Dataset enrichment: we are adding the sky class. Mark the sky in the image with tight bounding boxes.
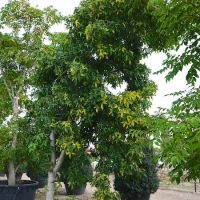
[0,0,188,114]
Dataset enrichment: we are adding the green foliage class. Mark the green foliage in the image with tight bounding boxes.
[149,0,200,85]
[0,119,30,172]
[60,152,93,188]
[152,87,200,182]
[26,161,48,181]
[0,0,62,37]
[147,0,200,184]
[0,0,62,184]
[114,148,159,200]
[26,142,49,180]
[0,0,159,196]
[28,1,159,198]
[92,173,120,200]
[67,0,159,90]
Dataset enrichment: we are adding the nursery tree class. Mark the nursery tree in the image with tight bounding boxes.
[148,0,200,182]
[114,148,159,200]
[152,88,200,182]
[31,32,156,200]
[29,0,158,199]
[0,0,61,186]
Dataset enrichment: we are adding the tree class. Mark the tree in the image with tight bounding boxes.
[147,0,200,182]
[28,31,156,199]
[0,0,61,186]
[114,148,159,200]
[0,0,158,198]
[152,87,200,182]
[28,1,158,199]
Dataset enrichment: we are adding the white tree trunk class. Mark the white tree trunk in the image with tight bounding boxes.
[46,131,66,200]
[7,96,19,186]
[46,130,56,200]
[8,161,16,186]
[46,171,56,200]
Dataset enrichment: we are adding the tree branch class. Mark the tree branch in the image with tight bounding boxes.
[50,130,56,165]
[15,162,21,174]
[16,85,23,96]
[53,150,65,173]
[10,85,15,99]
[3,79,13,100]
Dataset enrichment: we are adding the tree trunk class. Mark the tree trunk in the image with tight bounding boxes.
[46,171,56,200]
[3,80,21,186]
[46,131,66,200]
[46,130,56,200]
[13,96,19,118]
[8,161,16,186]
[7,96,19,186]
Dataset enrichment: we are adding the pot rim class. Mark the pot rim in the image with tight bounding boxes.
[0,180,38,188]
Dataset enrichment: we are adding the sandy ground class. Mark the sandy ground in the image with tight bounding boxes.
[1,174,200,200]
[35,182,200,200]
[35,187,200,200]
[150,189,200,200]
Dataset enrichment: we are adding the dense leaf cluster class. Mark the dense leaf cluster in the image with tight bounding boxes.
[152,87,200,182]
[114,148,159,200]
[150,0,200,85]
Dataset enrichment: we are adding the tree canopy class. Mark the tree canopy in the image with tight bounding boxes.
[0,0,61,185]
[66,0,161,90]
[31,32,156,199]
[148,0,200,183]
[149,0,200,85]
[27,0,159,198]
[152,87,200,182]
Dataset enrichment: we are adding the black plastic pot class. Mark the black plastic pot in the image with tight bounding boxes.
[0,172,5,177]
[64,181,86,195]
[0,180,38,200]
[29,176,47,188]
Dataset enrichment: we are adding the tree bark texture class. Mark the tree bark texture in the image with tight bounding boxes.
[46,131,65,200]
[8,161,16,186]
[8,96,19,186]
[46,171,56,200]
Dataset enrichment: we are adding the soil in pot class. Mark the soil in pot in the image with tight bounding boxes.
[0,180,38,200]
